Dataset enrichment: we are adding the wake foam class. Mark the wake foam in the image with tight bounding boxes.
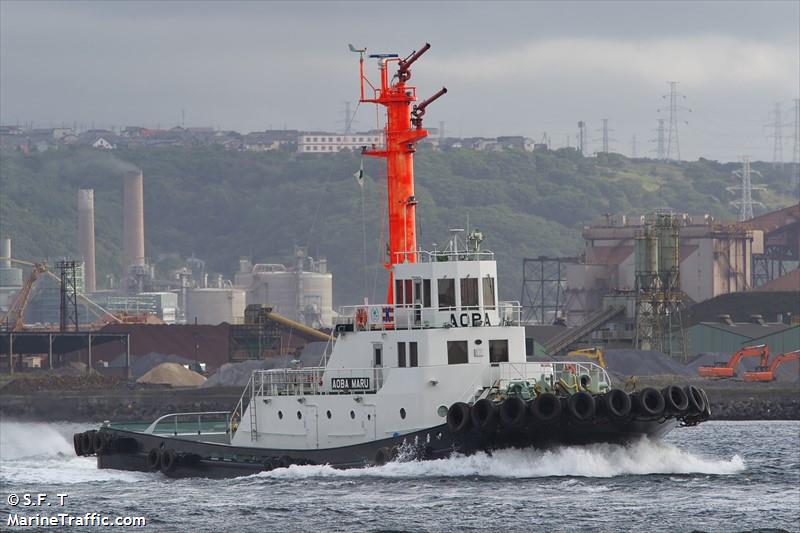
[1,420,151,484]
[255,438,745,480]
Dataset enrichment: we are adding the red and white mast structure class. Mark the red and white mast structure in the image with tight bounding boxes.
[354,43,447,303]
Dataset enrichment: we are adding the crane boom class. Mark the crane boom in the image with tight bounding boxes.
[1,263,47,331]
[698,344,769,378]
[743,350,800,382]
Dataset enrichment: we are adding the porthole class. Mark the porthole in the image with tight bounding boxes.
[475,339,483,345]
[367,414,371,420]
[437,405,448,417]
[278,410,283,420]
[400,408,406,419]
[297,411,302,420]
[326,410,332,419]
[350,410,355,419]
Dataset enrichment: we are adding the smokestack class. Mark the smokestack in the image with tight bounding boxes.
[78,189,96,292]
[122,169,145,270]
[1,238,10,269]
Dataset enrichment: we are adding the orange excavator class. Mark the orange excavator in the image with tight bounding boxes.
[743,350,800,382]
[698,344,769,378]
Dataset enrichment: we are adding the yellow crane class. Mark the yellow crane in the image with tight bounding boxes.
[566,347,608,369]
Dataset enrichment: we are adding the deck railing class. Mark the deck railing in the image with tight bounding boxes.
[143,411,231,437]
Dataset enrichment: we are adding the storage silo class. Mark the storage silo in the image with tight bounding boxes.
[185,287,246,325]
[0,238,23,312]
[656,213,680,290]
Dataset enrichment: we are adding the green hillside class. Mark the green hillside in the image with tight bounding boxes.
[0,145,796,304]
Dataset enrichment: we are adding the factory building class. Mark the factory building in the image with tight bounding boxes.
[687,316,799,355]
[234,247,333,328]
[297,131,383,153]
[563,214,760,326]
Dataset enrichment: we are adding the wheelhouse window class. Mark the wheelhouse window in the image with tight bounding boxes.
[483,277,496,309]
[489,339,509,363]
[447,340,468,365]
[394,279,414,306]
[423,279,431,307]
[461,278,479,309]
[438,278,455,309]
[397,342,407,367]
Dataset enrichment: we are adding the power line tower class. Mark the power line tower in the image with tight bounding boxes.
[790,98,799,166]
[597,118,614,153]
[57,260,79,332]
[658,81,690,161]
[728,156,765,221]
[339,101,358,134]
[767,102,783,168]
[650,118,666,160]
[631,134,637,158]
[577,121,587,156]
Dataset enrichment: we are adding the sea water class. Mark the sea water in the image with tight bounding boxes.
[1,419,797,532]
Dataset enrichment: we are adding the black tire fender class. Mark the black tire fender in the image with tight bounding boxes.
[374,446,392,466]
[635,387,666,418]
[567,391,596,421]
[160,449,177,473]
[92,431,108,455]
[80,431,95,456]
[602,389,632,420]
[685,385,707,415]
[146,448,162,471]
[470,398,498,431]
[530,392,562,424]
[446,402,472,433]
[662,385,689,414]
[499,397,527,428]
[73,433,83,456]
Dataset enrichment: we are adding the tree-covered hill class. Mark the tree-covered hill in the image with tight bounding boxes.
[0,145,796,304]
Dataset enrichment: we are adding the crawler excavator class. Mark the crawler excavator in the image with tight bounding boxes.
[566,347,608,369]
[698,344,769,378]
[743,350,800,382]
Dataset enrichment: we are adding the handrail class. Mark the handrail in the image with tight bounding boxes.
[392,249,495,263]
[144,411,231,436]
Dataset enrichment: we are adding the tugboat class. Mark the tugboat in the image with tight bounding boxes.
[73,43,710,478]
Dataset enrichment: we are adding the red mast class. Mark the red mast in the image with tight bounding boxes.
[355,43,447,303]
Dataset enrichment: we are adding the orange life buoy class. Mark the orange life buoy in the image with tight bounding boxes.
[355,307,368,329]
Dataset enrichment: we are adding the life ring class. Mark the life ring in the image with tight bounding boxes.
[146,448,162,471]
[355,307,368,329]
[160,449,178,473]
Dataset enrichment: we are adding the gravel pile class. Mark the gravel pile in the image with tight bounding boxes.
[136,362,206,387]
[201,359,282,388]
[108,352,194,379]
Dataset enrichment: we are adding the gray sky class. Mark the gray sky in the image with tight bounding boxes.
[2,0,798,161]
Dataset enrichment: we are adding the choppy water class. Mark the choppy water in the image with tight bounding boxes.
[1,419,798,532]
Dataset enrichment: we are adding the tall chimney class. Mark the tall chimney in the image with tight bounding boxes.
[1,238,10,268]
[77,189,96,292]
[122,169,145,270]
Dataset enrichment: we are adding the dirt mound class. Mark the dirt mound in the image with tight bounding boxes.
[202,359,281,388]
[108,352,194,379]
[136,362,206,387]
[602,349,692,376]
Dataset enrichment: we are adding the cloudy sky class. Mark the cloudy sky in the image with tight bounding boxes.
[1,1,798,161]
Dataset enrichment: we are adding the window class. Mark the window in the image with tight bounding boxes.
[447,340,468,365]
[398,342,406,367]
[438,278,455,308]
[409,342,418,367]
[373,345,382,366]
[461,278,479,308]
[490,339,509,363]
[423,279,431,307]
[395,279,404,305]
[483,277,496,309]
